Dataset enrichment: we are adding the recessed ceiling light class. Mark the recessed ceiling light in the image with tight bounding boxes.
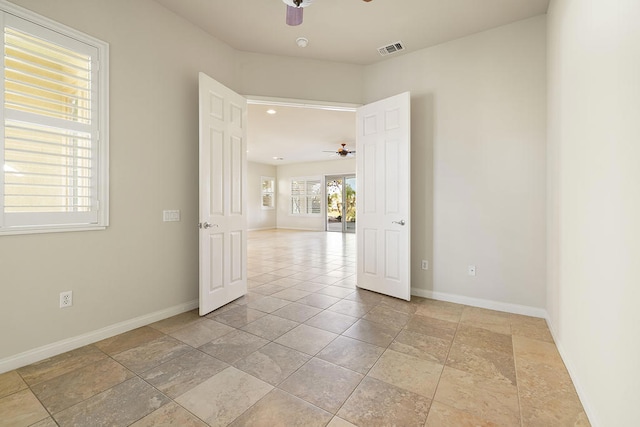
[296,37,308,48]
[266,109,277,115]
[272,157,284,160]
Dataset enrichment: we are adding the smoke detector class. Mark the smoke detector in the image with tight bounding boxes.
[296,37,309,48]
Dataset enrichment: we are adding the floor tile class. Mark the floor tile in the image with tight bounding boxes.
[275,324,337,355]
[252,283,288,296]
[199,329,269,364]
[241,314,299,340]
[517,356,588,426]
[446,341,516,386]
[414,299,464,323]
[343,289,384,305]
[175,367,272,427]
[433,366,520,426]
[315,285,354,298]
[94,326,165,355]
[0,388,49,427]
[52,377,170,427]
[343,319,400,347]
[425,400,498,426]
[512,335,564,367]
[309,275,342,286]
[337,376,431,427]
[327,416,358,427]
[112,335,192,374]
[17,345,107,386]
[305,310,358,334]
[140,349,228,398]
[363,305,412,329]
[405,314,458,341]
[453,324,513,354]
[460,306,512,335]
[228,389,332,427]
[317,336,384,374]
[389,329,451,364]
[327,299,373,317]
[246,295,292,313]
[169,319,234,347]
[292,282,328,293]
[271,302,322,322]
[279,358,363,413]
[368,349,443,398]
[31,357,133,414]
[29,418,58,427]
[511,314,555,343]
[130,401,208,426]
[378,297,418,315]
[296,293,341,309]
[211,305,266,328]
[234,342,310,386]
[0,371,27,399]
[149,310,201,334]
[270,288,311,302]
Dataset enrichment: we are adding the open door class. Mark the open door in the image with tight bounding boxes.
[356,92,411,300]
[198,73,248,315]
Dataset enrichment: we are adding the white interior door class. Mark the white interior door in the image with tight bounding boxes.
[356,92,411,300]
[198,72,247,315]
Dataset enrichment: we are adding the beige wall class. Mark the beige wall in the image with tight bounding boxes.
[547,1,640,425]
[0,0,365,363]
[247,162,277,230]
[276,159,356,231]
[364,16,547,312]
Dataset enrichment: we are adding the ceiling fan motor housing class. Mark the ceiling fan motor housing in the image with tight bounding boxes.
[282,0,314,8]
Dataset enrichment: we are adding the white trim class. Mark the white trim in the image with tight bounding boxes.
[410,288,547,318]
[0,299,198,374]
[248,227,277,231]
[545,317,599,427]
[246,95,360,112]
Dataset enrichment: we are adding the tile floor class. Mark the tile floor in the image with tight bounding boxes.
[0,230,590,426]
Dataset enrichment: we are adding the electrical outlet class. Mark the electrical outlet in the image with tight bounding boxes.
[60,291,73,308]
[468,265,476,276]
[421,260,429,270]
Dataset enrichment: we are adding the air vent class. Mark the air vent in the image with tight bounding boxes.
[377,41,405,56]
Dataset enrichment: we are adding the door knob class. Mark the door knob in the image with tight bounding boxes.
[199,222,218,229]
[392,219,406,226]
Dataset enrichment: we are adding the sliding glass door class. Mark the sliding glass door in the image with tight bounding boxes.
[326,175,356,233]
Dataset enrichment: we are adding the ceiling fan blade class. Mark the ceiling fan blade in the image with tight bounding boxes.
[286,5,303,26]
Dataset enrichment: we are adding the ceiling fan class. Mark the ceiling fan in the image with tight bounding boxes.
[324,143,356,157]
[283,0,372,26]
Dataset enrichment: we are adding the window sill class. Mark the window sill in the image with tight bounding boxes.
[0,225,107,236]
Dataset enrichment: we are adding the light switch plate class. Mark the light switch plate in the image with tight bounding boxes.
[163,210,181,222]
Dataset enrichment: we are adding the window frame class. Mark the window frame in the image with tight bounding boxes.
[261,176,275,210]
[290,176,322,217]
[0,0,109,235]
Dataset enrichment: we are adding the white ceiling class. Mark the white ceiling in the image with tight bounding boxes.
[154,0,549,166]
[155,0,549,65]
[247,103,356,165]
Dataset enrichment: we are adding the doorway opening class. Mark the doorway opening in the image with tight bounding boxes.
[326,175,356,233]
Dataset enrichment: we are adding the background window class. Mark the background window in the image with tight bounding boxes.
[261,176,275,209]
[290,177,321,215]
[1,4,109,234]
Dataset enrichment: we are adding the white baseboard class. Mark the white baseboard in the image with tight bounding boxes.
[411,288,547,318]
[0,299,198,374]
[248,227,277,231]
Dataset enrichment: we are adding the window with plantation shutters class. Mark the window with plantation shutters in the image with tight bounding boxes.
[290,177,321,216]
[1,2,109,234]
